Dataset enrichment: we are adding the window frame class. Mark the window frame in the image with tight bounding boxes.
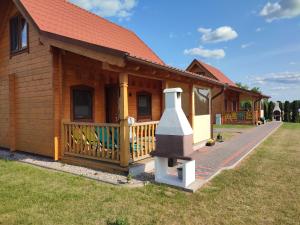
[136,91,152,121]
[194,87,210,116]
[9,14,29,57]
[70,85,95,122]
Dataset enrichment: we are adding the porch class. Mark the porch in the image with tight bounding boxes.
[218,90,263,125]
[222,111,259,125]
[54,50,215,170]
[61,120,159,167]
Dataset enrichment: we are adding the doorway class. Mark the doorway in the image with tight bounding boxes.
[105,85,119,123]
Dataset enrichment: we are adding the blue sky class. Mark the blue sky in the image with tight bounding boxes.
[70,0,300,101]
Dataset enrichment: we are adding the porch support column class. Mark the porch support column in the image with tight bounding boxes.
[9,74,16,152]
[162,80,169,111]
[252,98,256,125]
[53,48,63,161]
[119,72,130,167]
[188,84,195,130]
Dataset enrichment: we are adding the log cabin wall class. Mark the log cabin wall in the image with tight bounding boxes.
[0,4,54,156]
[128,75,162,122]
[62,52,115,123]
[225,90,239,112]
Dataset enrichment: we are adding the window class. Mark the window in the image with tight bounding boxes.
[10,15,28,55]
[137,92,151,120]
[71,86,94,121]
[194,87,210,115]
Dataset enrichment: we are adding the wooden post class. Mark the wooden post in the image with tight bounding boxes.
[53,48,63,161]
[252,98,256,125]
[162,80,168,111]
[188,84,195,130]
[9,74,16,152]
[209,89,213,139]
[119,73,129,167]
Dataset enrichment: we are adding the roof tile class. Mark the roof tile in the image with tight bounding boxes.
[20,0,164,65]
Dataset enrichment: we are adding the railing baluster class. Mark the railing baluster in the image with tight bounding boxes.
[136,125,140,157]
[112,127,115,160]
[101,126,105,158]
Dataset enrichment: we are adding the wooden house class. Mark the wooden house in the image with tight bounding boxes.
[0,0,228,171]
[187,59,269,125]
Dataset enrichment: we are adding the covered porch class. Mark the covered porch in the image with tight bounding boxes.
[53,49,219,170]
[221,88,264,125]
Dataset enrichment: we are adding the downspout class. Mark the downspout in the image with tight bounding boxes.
[210,84,228,138]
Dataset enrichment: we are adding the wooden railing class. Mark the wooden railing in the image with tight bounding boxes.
[129,121,159,162]
[222,111,259,124]
[62,121,120,163]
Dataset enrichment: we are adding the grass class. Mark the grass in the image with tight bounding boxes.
[1,123,300,225]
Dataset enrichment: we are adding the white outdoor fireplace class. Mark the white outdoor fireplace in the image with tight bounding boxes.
[151,88,196,188]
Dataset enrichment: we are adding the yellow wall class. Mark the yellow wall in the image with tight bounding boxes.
[193,115,211,144]
[167,81,190,117]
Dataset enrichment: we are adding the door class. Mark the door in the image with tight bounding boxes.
[105,85,119,123]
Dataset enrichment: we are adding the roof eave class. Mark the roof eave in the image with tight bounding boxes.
[126,55,224,87]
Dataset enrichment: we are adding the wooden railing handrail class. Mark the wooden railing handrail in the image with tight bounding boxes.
[130,121,159,126]
[62,120,120,127]
[62,121,121,164]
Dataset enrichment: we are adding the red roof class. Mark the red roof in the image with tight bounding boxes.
[194,60,237,87]
[19,0,164,65]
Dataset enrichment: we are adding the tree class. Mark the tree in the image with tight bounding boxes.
[236,82,249,90]
[251,87,261,94]
[268,101,275,120]
[291,100,300,123]
[278,101,284,121]
[240,100,252,111]
[283,101,291,122]
[263,100,269,120]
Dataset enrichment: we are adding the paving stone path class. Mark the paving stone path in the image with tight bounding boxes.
[191,121,282,181]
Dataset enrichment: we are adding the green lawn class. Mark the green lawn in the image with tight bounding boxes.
[1,123,300,225]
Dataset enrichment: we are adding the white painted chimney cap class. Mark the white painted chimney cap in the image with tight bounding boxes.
[163,88,182,93]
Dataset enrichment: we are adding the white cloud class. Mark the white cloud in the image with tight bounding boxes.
[241,42,254,49]
[248,71,300,100]
[260,0,300,22]
[197,26,238,43]
[183,46,225,59]
[256,27,263,32]
[289,61,297,65]
[69,0,138,20]
[251,71,300,85]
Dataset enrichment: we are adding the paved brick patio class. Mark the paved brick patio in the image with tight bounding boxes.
[191,121,282,181]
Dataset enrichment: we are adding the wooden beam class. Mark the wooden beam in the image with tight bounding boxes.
[40,35,125,68]
[9,74,16,152]
[189,84,195,131]
[119,73,130,167]
[53,48,63,160]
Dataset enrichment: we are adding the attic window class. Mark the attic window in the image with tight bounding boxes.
[10,15,28,55]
